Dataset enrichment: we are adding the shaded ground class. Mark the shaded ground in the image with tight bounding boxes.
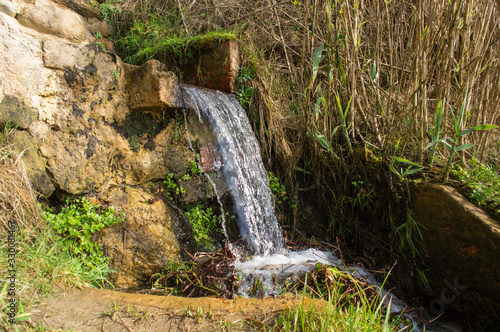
[27,288,323,331]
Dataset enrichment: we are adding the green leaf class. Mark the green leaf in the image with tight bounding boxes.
[405,167,424,175]
[393,156,421,167]
[454,143,474,151]
[456,88,469,135]
[316,134,331,151]
[312,44,325,84]
[432,101,443,141]
[458,124,499,137]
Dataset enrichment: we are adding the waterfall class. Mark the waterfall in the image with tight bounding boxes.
[181,85,286,256]
[180,85,454,330]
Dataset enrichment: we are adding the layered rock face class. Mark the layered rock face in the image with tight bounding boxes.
[0,0,228,287]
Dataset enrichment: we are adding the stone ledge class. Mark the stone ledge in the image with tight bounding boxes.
[184,40,240,93]
[412,182,500,319]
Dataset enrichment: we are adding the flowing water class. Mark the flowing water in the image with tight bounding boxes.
[182,85,285,256]
[181,85,458,331]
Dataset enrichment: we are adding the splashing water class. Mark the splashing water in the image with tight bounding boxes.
[182,85,285,256]
[181,85,458,331]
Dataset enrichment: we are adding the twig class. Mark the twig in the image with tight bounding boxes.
[116,313,134,332]
[176,0,190,35]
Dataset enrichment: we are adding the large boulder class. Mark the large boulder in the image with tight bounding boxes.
[96,187,196,288]
[412,183,500,319]
[17,5,86,42]
[53,0,101,18]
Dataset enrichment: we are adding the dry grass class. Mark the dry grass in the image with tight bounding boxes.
[111,0,499,173]
[0,128,41,234]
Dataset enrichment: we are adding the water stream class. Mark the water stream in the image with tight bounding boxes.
[182,85,285,256]
[180,85,457,332]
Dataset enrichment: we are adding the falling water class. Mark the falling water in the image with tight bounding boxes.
[180,85,459,331]
[182,85,285,256]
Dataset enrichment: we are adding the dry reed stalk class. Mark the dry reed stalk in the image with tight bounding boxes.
[113,0,500,174]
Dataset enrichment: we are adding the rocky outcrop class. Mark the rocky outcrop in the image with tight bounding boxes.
[0,1,230,287]
[96,187,195,288]
[0,95,38,129]
[412,183,500,319]
[0,0,240,287]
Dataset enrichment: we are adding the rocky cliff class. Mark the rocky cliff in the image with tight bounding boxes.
[0,0,235,287]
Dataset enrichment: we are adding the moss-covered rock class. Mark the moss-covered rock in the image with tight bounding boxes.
[10,130,55,197]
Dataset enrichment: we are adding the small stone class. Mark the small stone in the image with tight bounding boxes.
[87,18,113,37]
[39,145,55,158]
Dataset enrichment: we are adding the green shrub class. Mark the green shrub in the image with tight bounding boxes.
[269,172,297,213]
[99,0,122,23]
[236,66,255,109]
[190,160,201,175]
[163,173,186,200]
[42,197,123,270]
[185,204,221,251]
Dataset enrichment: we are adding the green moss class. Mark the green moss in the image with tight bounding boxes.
[114,14,236,65]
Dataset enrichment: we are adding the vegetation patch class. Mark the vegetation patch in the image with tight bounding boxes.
[0,125,120,329]
[111,10,235,65]
[452,158,500,222]
[185,203,222,251]
[150,250,236,298]
[42,197,123,273]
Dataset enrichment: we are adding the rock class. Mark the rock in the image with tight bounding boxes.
[96,187,195,287]
[184,40,240,93]
[17,5,86,42]
[53,0,101,18]
[181,173,230,204]
[0,13,66,125]
[86,17,112,37]
[42,40,95,70]
[412,183,500,319]
[0,0,16,17]
[124,60,181,111]
[10,130,55,196]
[0,95,38,129]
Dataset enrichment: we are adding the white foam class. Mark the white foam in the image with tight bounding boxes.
[235,248,341,276]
